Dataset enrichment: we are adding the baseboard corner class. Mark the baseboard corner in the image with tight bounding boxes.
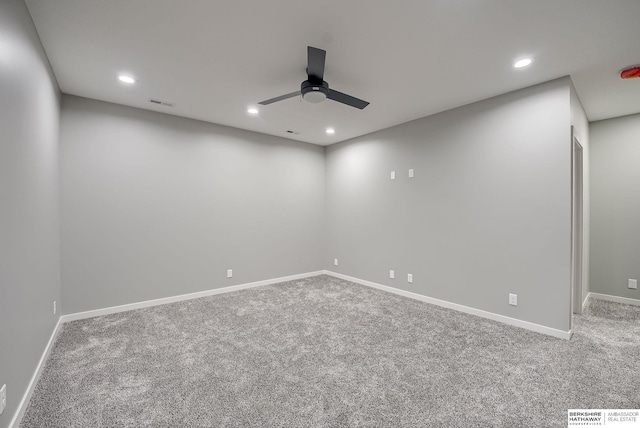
[325,270,571,340]
[9,317,63,428]
[582,292,592,312]
[62,270,326,323]
[589,292,640,307]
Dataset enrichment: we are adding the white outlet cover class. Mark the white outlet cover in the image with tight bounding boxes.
[53,300,56,315]
[0,384,6,415]
[629,279,638,289]
[389,270,395,279]
[407,273,413,283]
[226,269,233,278]
[509,293,518,306]
[334,258,338,266]
[409,169,414,178]
[390,171,396,180]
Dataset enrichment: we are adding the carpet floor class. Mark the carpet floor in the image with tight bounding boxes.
[21,275,640,427]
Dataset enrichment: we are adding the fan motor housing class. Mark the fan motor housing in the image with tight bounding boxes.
[301,80,329,103]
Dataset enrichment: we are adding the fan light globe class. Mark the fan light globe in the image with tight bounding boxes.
[303,90,327,103]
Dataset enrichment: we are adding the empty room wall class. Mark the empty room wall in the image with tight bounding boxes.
[60,96,325,314]
[590,114,640,301]
[325,77,573,333]
[0,0,61,426]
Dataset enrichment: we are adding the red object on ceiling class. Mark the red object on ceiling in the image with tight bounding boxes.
[620,67,640,79]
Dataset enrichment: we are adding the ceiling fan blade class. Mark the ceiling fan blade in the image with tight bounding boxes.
[327,89,369,109]
[307,46,326,83]
[258,91,301,105]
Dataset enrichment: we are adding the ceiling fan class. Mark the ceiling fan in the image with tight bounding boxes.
[258,46,369,110]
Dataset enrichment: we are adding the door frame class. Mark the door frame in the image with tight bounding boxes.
[570,126,584,322]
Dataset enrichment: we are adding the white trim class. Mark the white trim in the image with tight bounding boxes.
[325,271,572,340]
[61,271,325,323]
[11,269,574,426]
[582,292,592,312]
[9,317,63,428]
[12,271,324,426]
[589,292,640,307]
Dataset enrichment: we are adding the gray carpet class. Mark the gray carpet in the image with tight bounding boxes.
[21,275,640,427]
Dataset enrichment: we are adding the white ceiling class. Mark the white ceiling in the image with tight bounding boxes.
[25,0,640,146]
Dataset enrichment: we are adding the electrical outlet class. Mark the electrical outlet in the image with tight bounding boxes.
[408,168,414,178]
[1,384,6,415]
[389,270,395,279]
[509,294,518,306]
[629,279,638,290]
[53,300,56,315]
[334,258,338,266]
[390,171,396,180]
[226,269,233,278]
[407,273,413,283]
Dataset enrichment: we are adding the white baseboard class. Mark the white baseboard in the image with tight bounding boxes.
[11,268,572,426]
[9,317,63,428]
[582,292,592,312]
[61,271,325,323]
[589,292,640,306]
[13,271,324,426]
[325,271,572,340]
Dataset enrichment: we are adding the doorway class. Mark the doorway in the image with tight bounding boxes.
[571,128,584,320]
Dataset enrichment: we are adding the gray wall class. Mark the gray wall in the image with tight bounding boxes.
[325,78,573,332]
[590,114,640,300]
[0,1,61,426]
[60,96,325,314]
[570,84,590,307]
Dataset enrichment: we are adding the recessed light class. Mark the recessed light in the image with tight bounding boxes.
[513,58,532,69]
[118,74,136,84]
[247,107,259,114]
[326,128,335,135]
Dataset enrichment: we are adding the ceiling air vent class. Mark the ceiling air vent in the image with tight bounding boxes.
[149,99,175,107]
